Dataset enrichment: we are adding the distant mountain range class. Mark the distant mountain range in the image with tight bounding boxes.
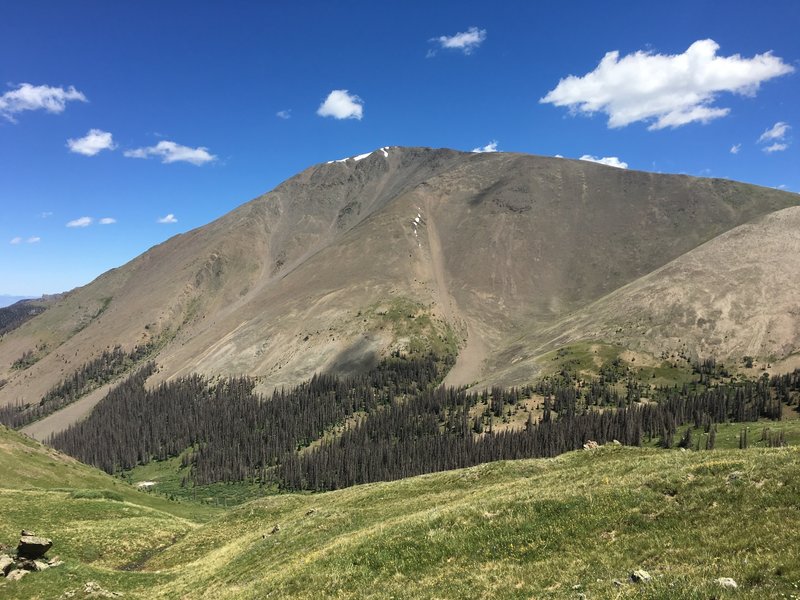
[0,295,33,308]
[1,147,798,433]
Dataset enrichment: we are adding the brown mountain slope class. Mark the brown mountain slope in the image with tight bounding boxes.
[1,147,797,428]
[490,204,800,385]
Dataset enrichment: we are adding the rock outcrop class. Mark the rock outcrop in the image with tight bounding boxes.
[0,530,61,582]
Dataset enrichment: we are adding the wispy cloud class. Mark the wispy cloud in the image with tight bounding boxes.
[579,155,629,169]
[763,142,788,153]
[67,129,116,156]
[541,40,794,130]
[40,211,53,219]
[99,217,116,225]
[276,109,291,119]
[124,140,216,165]
[758,121,791,153]
[317,90,364,120]
[758,121,790,143]
[10,236,41,244]
[429,26,486,56]
[730,143,741,154]
[157,213,177,224]
[472,141,499,153]
[0,83,87,122]
[66,216,93,228]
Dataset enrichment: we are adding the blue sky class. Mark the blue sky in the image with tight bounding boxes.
[2,0,798,296]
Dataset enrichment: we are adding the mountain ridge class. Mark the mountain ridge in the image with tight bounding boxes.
[1,147,797,435]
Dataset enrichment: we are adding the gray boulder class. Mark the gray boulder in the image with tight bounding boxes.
[17,534,52,559]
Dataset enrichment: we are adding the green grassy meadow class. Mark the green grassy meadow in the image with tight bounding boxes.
[3,423,800,599]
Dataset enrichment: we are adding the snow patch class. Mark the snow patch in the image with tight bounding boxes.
[327,146,392,164]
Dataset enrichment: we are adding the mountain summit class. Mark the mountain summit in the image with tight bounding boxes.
[1,147,798,433]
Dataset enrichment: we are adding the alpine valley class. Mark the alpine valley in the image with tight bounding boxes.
[2,148,800,599]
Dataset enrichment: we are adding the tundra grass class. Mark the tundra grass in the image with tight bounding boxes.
[145,445,800,599]
[3,426,800,598]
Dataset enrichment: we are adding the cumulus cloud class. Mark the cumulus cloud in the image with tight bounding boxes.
[0,83,87,122]
[67,129,116,156]
[276,109,291,119]
[430,26,486,56]
[730,143,741,154]
[99,217,116,225]
[317,90,364,120]
[763,142,788,153]
[157,213,178,224]
[579,155,629,169]
[472,141,498,153]
[66,216,92,228]
[758,121,790,143]
[124,140,216,165]
[540,40,794,130]
[9,237,22,245]
[27,236,40,243]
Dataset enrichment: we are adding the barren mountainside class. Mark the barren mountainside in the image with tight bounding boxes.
[1,147,797,434]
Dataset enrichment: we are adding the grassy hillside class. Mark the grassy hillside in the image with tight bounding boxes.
[0,424,219,599]
[3,423,800,599]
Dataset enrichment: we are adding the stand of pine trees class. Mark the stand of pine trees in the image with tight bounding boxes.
[45,353,800,492]
[49,354,440,482]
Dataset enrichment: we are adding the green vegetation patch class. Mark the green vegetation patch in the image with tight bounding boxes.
[366,297,459,360]
[123,453,269,507]
[146,446,800,599]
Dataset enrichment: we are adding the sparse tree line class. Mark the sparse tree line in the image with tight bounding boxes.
[43,349,800,492]
[0,343,154,429]
[280,372,788,490]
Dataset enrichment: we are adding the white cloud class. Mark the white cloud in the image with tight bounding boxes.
[0,83,87,122]
[67,129,116,156]
[540,39,794,130]
[763,142,788,153]
[124,140,216,165]
[40,211,53,219]
[157,213,178,224]
[66,216,92,228]
[431,26,486,55]
[472,141,498,153]
[554,154,564,158]
[27,236,40,243]
[317,90,364,120]
[579,155,628,169]
[758,121,790,143]
[99,217,116,225]
[730,143,741,154]
[9,237,22,245]
[276,109,291,119]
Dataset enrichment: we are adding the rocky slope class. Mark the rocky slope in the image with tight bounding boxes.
[1,147,797,431]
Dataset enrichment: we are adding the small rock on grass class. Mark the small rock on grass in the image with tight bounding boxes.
[1,554,15,575]
[6,569,28,581]
[716,577,738,589]
[630,569,652,584]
